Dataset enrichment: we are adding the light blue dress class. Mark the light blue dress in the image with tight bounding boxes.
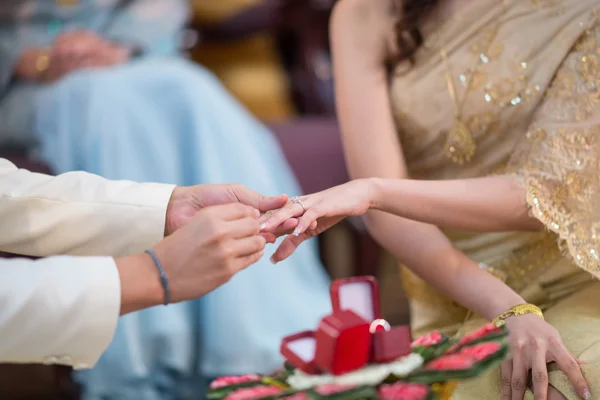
[0,2,331,399]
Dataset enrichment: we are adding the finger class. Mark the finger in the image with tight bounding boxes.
[531,349,549,400]
[501,360,513,400]
[260,202,304,231]
[260,232,277,244]
[232,235,267,257]
[271,219,299,237]
[309,221,318,230]
[257,193,288,212]
[512,353,528,400]
[227,217,261,238]
[233,186,289,212]
[270,234,306,264]
[552,345,590,399]
[294,209,322,236]
[214,203,259,221]
[235,250,264,271]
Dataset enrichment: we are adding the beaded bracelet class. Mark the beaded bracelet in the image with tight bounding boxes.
[144,249,171,306]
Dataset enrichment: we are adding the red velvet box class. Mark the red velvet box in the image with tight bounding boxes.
[330,276,381,322]
[372,325,412,363]
[280,331,321,375]
[314,310,371,376]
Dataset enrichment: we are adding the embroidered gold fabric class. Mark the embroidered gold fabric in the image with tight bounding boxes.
[387,1,600,398]
[509,20,600,277]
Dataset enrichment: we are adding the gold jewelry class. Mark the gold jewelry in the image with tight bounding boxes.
[439,0,509,165]
[492,303,544,328]
[35,51,51,77]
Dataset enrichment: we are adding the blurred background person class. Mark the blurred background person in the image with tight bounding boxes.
[0,1,331,399]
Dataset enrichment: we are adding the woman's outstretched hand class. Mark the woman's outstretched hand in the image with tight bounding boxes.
[260,179,374,263]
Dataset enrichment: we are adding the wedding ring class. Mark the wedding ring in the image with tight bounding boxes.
[291,196,306,213]
[369,319,391,334]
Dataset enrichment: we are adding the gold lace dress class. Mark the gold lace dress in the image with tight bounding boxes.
[389,1,600,398]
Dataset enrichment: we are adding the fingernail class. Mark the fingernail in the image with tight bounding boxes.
[270,255,277,265]
[260,223,268,230]
[583,389,591,399]
[293,227,301,236]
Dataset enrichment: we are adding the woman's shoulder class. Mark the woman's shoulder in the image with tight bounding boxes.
[330,0,399,62]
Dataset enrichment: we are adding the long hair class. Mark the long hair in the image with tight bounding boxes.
[394,0,441,63]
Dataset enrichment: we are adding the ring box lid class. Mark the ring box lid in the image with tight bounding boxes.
[280,331,320,375]
[330,276,381,322]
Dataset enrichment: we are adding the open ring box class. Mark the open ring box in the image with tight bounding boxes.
[331,277,412,365]
[280,276,413,376]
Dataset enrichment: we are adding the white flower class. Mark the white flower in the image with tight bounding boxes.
[288,353,424,390]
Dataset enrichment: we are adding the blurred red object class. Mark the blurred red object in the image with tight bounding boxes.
[314,310,371,375]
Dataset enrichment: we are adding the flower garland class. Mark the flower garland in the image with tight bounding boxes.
[207,323,508,400]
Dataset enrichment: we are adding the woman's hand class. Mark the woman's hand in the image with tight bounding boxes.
[501,315,590,400]
[14,31,131,83]
[44,30,129,81]
[260,179,374,263]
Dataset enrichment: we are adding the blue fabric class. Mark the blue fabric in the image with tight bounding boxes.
[34,58,331,399]
[0,0,188,142]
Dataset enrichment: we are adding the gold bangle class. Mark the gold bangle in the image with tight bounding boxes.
[492,303,544,328]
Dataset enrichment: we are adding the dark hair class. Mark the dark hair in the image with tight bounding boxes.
[394,0,441,64]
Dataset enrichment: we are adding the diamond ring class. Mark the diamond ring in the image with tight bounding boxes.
[290,196,306,213]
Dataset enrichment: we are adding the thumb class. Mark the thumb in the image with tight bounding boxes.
[258,193,288,212]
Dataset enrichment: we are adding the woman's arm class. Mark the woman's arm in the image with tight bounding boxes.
[329,0,524,319]
[369,176,543,232]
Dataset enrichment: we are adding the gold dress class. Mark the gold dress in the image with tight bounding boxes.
[389,1,600,398]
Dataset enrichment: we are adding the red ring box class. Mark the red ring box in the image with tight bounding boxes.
[331,276,412,364]
[330,276,381,322]
[372,325,412,363]
[314,310,371,375]
[280,331,321,375]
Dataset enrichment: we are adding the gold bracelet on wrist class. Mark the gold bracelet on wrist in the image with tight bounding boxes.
[492,303,544,328]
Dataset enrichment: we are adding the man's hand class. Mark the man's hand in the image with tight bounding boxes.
[165,184,298,240]
[118,203,269,313]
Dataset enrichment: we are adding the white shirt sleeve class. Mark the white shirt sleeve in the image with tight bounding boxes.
[0,158,175,257]
[0,256,120,369]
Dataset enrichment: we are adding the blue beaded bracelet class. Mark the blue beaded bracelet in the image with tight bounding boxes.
[145,249,171,306]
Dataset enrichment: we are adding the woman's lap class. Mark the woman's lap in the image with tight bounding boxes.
[454,281,600,400]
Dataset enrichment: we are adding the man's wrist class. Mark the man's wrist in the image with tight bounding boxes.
[165,186,185,236]
[115,253,165,315]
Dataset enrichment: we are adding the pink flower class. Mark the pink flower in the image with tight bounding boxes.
[210,374,262,389]
[411,331,443,348]
[314,384,357,395]
[458,342,502,362]
[378,382,430,400]
[458,323,501,346]
[425,354,475,371]
[410,331,442,348]
[225,386,283,400]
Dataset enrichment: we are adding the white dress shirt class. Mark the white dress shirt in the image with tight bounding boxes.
[0,158,175,369]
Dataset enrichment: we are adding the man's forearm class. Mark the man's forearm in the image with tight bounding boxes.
[0,158,174,257]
